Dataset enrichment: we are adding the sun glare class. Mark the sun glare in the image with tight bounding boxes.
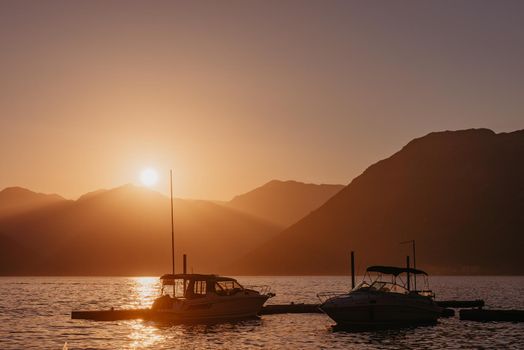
[140,168,159,187]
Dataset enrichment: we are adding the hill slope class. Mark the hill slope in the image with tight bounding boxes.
[0,185,280,275]
[228,180,344,227]
[231,129,524,275]
[0,187,67,219]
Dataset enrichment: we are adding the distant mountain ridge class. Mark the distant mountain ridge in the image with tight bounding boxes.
[228,180,344,227]
[0,184,280,275]
[0,187,67,219]
[2,128,522,276]
[231,129,524,275]
[0,179,343,275]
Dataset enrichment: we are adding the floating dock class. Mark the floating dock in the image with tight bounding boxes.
[72,301,462,321]
[436,300,484,308]
[260,303,322,315]
[460,309,524,322]
[261,303,455,317]
[72,309,150,321]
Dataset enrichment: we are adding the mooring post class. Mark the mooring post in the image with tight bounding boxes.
[350,251,355,289]
[400,240,416,290]
[183,253,188,294]
[406,255,411,291]
[412,240,417,291]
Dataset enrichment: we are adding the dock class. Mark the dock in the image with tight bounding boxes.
[71,304,325,321]
[261,303,455,317]
[436,299,484,308]
[72,309,150,321]
[72,301,465,321]
[460,309,524,322]
[260,303,322,315]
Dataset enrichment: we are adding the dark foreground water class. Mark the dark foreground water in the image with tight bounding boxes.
[0,276,523,349]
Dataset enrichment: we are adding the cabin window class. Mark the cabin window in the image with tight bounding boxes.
[193,281,207,295]
[162,278,186,298]
[175,279,186,298]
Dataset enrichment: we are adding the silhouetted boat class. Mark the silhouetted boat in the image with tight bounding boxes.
[318,265,442,328]
[150,273,273,321]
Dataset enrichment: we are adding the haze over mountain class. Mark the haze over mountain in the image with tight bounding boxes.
[227,180,344,227]
[0,185,280,275]
[231,129,524,276]
[0,187,67,219]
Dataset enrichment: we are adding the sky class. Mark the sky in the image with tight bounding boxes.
[1,0,523,200]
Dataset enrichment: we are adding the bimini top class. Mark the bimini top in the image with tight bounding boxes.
[160,273,237,282]
[366,265,428,276]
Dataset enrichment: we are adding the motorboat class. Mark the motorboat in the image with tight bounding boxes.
[318,265,442,328]
[150,273,274,322]
[149,172,273,322]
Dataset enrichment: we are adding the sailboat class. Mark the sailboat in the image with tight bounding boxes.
[148,170,273,321]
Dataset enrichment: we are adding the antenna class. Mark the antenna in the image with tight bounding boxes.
[170,170,175,276]
[400,239,416,290]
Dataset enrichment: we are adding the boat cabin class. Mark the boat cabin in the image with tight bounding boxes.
[159,274,245,299]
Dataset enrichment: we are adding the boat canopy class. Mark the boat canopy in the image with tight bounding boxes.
[366,265,428,276]
[160,273,237,282]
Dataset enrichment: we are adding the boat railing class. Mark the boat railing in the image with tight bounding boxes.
[244,285,274,297]
[317,291,347,303]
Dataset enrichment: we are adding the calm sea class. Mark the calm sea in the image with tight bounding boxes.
[0,276,523,349]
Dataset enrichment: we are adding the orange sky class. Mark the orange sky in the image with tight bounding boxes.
[1,1,523,200]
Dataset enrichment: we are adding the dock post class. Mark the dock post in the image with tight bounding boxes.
[350,251,355,289]
[183,254,187,294]
[406,255,411,291]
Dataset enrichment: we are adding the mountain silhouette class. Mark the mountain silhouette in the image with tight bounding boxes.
[0,187,67,219]
[0,184,279,275]
[228,180,344,227]
[230,129,524,275]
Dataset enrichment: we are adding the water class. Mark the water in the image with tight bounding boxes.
[0,276,523,349]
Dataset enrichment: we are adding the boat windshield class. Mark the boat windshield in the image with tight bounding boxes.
[351,281,370,291]
[354,281,408,294]
[369,281,408,294]
[215,280,243,296]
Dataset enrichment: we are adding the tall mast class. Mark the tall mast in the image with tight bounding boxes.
[170,169,175,276]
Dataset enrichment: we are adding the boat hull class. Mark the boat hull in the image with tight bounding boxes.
[151,294,270,322]
[320,292,441,328]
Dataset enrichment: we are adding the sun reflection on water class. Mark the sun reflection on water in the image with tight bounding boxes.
[128,320,166,349]
[132,277,159,308]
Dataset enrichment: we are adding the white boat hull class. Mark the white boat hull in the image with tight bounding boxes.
[153,294,270,322]
[320,291,441,327]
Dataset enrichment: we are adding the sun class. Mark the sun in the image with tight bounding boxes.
[140,168,159,187]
